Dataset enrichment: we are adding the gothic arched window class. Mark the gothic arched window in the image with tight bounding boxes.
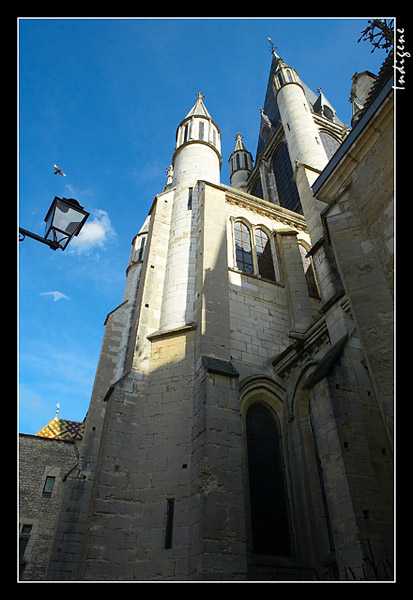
[254,228,275,281]
[234,221,253,274]
[246,404,292,556]
[272,144,301,213]
[319,130,341,161]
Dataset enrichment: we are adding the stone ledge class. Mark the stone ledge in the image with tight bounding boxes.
[147,322,197,341]
[199,355,239,378]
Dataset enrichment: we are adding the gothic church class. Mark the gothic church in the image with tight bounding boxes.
[20,36,394,581]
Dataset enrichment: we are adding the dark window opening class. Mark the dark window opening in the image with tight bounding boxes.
[247,404,292,556]
[255,229,275,281]
[299,244,320,298]
[19,524,32,559]
[137,236,145,261]
[164,499,175,549]
[199,121,204,141]
[272,144,301,212]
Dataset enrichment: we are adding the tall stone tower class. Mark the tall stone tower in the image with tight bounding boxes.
[161,92,221,332]
[44,47,393,582]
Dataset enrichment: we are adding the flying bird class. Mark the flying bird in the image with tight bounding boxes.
[53,164,67,176]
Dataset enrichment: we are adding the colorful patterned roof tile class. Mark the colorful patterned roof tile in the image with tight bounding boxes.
[35,418,85,441]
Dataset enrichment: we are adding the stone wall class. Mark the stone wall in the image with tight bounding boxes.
[19,434,78,580]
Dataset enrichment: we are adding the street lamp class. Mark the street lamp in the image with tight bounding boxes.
[19,197,89,251]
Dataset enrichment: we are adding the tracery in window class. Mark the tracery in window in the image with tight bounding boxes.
[233,221,280,281]
[234,221,253,274]
[255,228,275,281]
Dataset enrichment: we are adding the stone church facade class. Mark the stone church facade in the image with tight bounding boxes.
[20,41,394,582]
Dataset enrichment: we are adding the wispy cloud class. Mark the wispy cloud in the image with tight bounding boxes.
[68,209,116,255]
[40,291,71,302]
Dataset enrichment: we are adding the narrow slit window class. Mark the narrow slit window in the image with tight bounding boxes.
[137,236,145,261]
[164,499,175,549]
[198,121,204,141]
[187,187,193,210]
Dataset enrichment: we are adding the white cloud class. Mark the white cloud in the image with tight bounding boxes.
[40,291,71,302]
[68,209,116,254]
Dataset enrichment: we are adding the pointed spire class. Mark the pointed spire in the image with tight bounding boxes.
[229,133,253,191]
[185,91,212,119]
[233,133,246,152]
[313,87,337,122]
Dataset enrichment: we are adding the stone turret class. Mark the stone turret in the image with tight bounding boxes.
[229,133,253,191]
[160,92,222,332]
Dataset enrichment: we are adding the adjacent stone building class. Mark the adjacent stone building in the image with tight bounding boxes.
[19,38,394,582]
[19,419,84,580]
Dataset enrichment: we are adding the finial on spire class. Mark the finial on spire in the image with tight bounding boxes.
[268,37,280,59]
[196,91,205,101]
[55,403,60,419]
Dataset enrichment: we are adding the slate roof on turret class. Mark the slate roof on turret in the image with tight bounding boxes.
[184,93,212,119]
[256,55,344,159]
[232,133,248,152]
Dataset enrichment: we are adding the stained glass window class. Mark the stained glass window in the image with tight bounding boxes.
[255,228,275,281]
[272,144,301,212]
[234,221,253,274]
[319,130,341,161]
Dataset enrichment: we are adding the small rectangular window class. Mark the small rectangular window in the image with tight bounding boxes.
[43,476,55,496]
[164,499,175,549]
[187,187,193,210]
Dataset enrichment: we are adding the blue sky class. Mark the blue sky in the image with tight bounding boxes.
[18,17,389,434]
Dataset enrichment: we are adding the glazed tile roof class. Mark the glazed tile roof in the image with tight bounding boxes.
[35,417,85,441]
